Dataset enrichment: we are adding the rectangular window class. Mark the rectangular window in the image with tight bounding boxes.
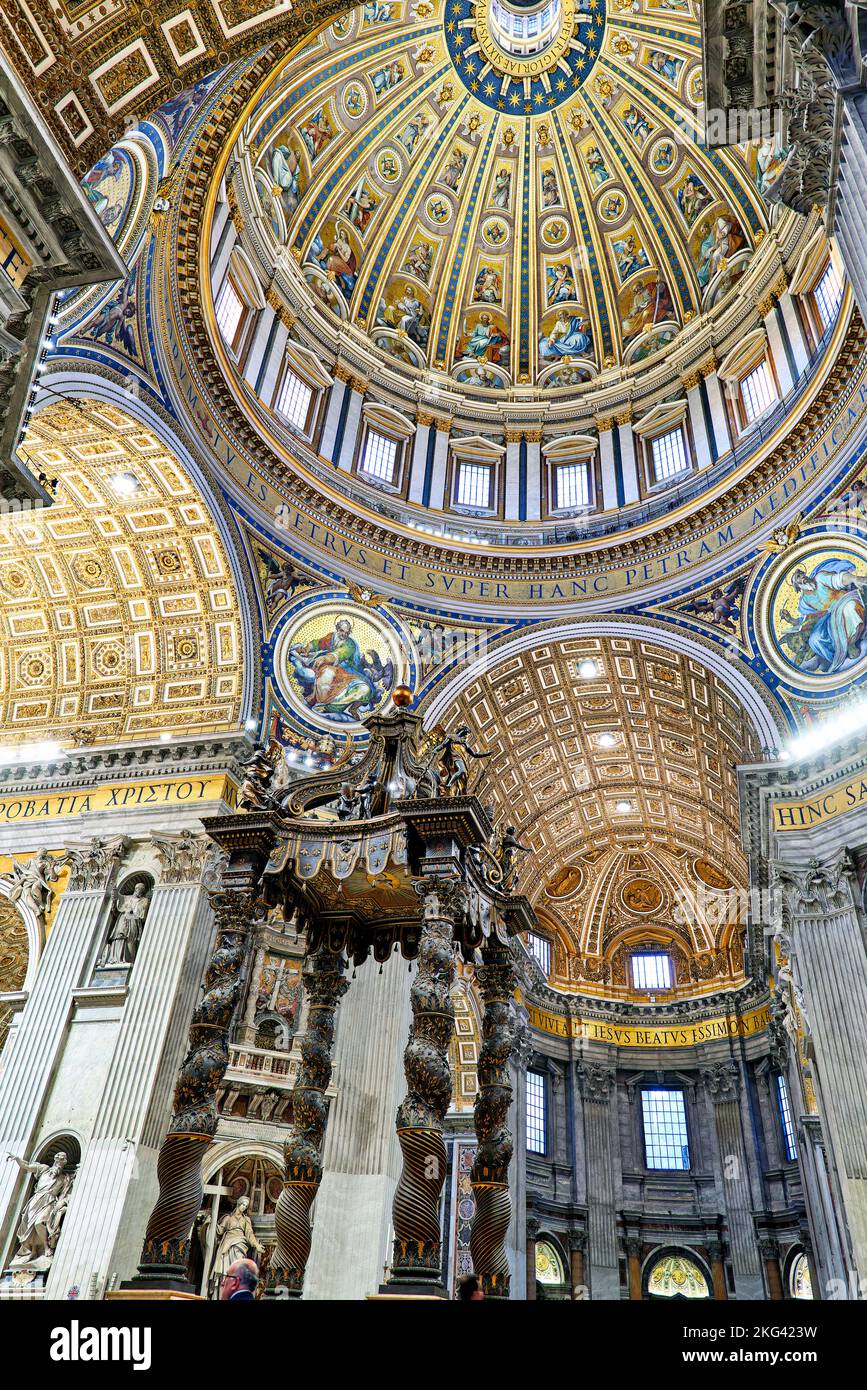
[361,429,398,484]
[527,931,551,976]
[631,952,672,991]
[740,359,776,423]
[650,427,689,483]
[555,461,590,510]
[456,461,491,509]
[777,1073,798,1161]
[642,1088,690,1170]
[215,277,245,351]
[814,261,842,328]
[526,1070,547,1154]
[275,368,313,431]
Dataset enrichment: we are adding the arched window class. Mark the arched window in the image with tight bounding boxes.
[789,1252,813,1300]
[646,1253,710,1299]
[535,1239,566,1286]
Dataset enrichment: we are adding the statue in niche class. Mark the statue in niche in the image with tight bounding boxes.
[5,848,59,923]
[5,1150,74,1271]
[99,881,151,967]
[209,1196,264,1299]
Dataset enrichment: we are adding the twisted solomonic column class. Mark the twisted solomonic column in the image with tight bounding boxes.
[386,879,461,1293]
[469,937,516,1298]
[136,889,252,1284]
[267,949,348,1297]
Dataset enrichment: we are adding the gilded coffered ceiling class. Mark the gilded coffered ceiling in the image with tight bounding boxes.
[0,400,245,744]
[440,632,756,995]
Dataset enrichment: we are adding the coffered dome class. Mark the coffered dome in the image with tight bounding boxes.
[243,0,777,391]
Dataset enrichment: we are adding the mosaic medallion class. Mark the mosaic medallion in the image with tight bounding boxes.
[757,535,867,691]
[273,597,413,730]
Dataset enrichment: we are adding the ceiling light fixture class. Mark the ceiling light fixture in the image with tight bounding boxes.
[578,658,598,680]
[615,799,633,814]
[597,732,617,748]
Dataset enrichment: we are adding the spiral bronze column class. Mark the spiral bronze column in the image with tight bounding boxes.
[469,937,516,1299]
[385,880,459,1294]
[133,888,253,1287]
[266,948,348,1297]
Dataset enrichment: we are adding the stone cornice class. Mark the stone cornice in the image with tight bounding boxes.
[0,733,252,797]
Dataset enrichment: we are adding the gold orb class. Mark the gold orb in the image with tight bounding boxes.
[392,684,413,708]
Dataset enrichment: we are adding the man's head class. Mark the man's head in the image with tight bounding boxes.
[236,1197,249,1213]
[220,1258,259,1300]
[53,1152,66,1170]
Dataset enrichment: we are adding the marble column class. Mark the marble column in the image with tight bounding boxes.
[469,936,517,1298]
[708,1240,728,1300]
[508,1022,530,1300]
[777,292,810,375]
[526,1215,538,1300]
[242,303,277,391]
[569,1232,587,1299]
[304,950,412,1300]
[774,853,867,1285]
[761,1238,784,1300]
[626,1237,642,1300]
[577,1061,619,1299]
[761,293,795,395]
[0,838,126,1261]
[703,1061,763,1297]
[46,842,214,1296]
[256,310,290,405]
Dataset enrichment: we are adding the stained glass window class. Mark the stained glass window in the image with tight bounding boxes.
[642,1088,690,1170]
[527,1070,547,1154]
[536,1240,565,1285]
[647,1254,709,1299]
[789,1252,813,1300]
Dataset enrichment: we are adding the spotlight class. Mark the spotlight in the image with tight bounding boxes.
[598,732,617,748]
[578,658,597,680]
[615,799,633,815]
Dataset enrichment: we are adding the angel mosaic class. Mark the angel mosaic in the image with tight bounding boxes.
[375,282,431,348]
[343,180,379,233]
[612,232,650,281]
[269,143,303,219]
[372,60,406,100]
[456,311,510,365]
[306,221,358,298]
[674,171,714,228]
[546,262,577,305]
[472,263,503,304]
[299,107,335,162]
[695,212,745,289]
[540,165,562,208]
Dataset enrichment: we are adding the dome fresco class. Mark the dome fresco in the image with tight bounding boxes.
[245,0,777,389]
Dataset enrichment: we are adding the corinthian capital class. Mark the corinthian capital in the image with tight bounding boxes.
[64,835,128,892]
[702,1060,740,1105]
[577,1060,616,1104]
[771,851,856,915]
[152,829,211,885]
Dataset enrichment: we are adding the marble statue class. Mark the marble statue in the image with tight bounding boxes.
[428,722,492,794]
[497,825,531,890]
[6,847,58,922]
[209,1196,264,1298]
[5,1150,73,1271]
[100,881,151,966]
